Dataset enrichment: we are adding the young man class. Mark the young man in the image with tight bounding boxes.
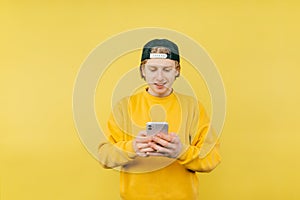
[98,39,221,200]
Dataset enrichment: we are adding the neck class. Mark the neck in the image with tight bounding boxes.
[147,87,173,97]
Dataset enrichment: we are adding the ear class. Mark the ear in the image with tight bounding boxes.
[140,65,146,79]
[175,66,180,78]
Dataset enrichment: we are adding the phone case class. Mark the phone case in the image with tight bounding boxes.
[146,122,168,135]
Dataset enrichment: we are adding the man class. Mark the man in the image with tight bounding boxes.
[98,39,221,200]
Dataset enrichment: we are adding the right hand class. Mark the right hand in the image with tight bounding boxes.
[132,131,155,157]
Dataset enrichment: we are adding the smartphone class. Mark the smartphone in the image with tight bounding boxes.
[146,122,168,136]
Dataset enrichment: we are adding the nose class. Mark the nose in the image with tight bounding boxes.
[156,69,164,80]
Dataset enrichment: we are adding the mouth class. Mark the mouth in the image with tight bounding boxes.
[152,81,167,86]
[153,82,167,89]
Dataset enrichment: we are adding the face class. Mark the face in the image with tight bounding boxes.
[142,59,179,97]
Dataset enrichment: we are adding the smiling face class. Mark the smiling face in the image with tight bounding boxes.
[142,58,180,97]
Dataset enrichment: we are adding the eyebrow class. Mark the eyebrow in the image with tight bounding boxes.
[146,65,174,68]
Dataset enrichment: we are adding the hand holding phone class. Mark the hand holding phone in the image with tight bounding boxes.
[145,122,182,158]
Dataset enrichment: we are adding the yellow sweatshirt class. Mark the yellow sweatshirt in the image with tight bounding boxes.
[98,89,221,200]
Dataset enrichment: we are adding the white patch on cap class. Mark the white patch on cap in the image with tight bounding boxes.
[149,53,168,59]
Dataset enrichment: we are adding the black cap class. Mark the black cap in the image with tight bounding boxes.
[141,39,180,63]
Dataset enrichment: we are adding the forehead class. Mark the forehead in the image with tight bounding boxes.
[145,58,175,67]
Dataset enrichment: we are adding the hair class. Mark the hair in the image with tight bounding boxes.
[139,47,180,79]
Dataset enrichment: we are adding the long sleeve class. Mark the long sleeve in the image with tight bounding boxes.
[98,100,137,169]
[97,91,221,199]
[177,102,221,172]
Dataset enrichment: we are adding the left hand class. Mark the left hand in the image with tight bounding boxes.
[147,132,182,158]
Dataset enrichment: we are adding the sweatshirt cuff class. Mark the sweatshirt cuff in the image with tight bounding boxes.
[125,140,137,159]
[177,144,191,162]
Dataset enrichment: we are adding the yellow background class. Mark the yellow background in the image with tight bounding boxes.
[1,1,300,199]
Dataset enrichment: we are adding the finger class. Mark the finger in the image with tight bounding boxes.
[169,132,177,136]
[159,133,180,144]
[146,152,166,157]
[149,142,172,154]
[152,136,172,148]
[135,130,149,141]
[137,130,147,136]
[156,133,174,142]
[136,152,149,157]
[136,143,151,150]
[139,147,156,153]
[136,135,152,143]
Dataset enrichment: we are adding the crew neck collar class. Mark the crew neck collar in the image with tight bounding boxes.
[143,87,176,102]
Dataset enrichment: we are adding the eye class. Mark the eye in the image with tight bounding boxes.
[163,68,172,72]
[148,67,157,72]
